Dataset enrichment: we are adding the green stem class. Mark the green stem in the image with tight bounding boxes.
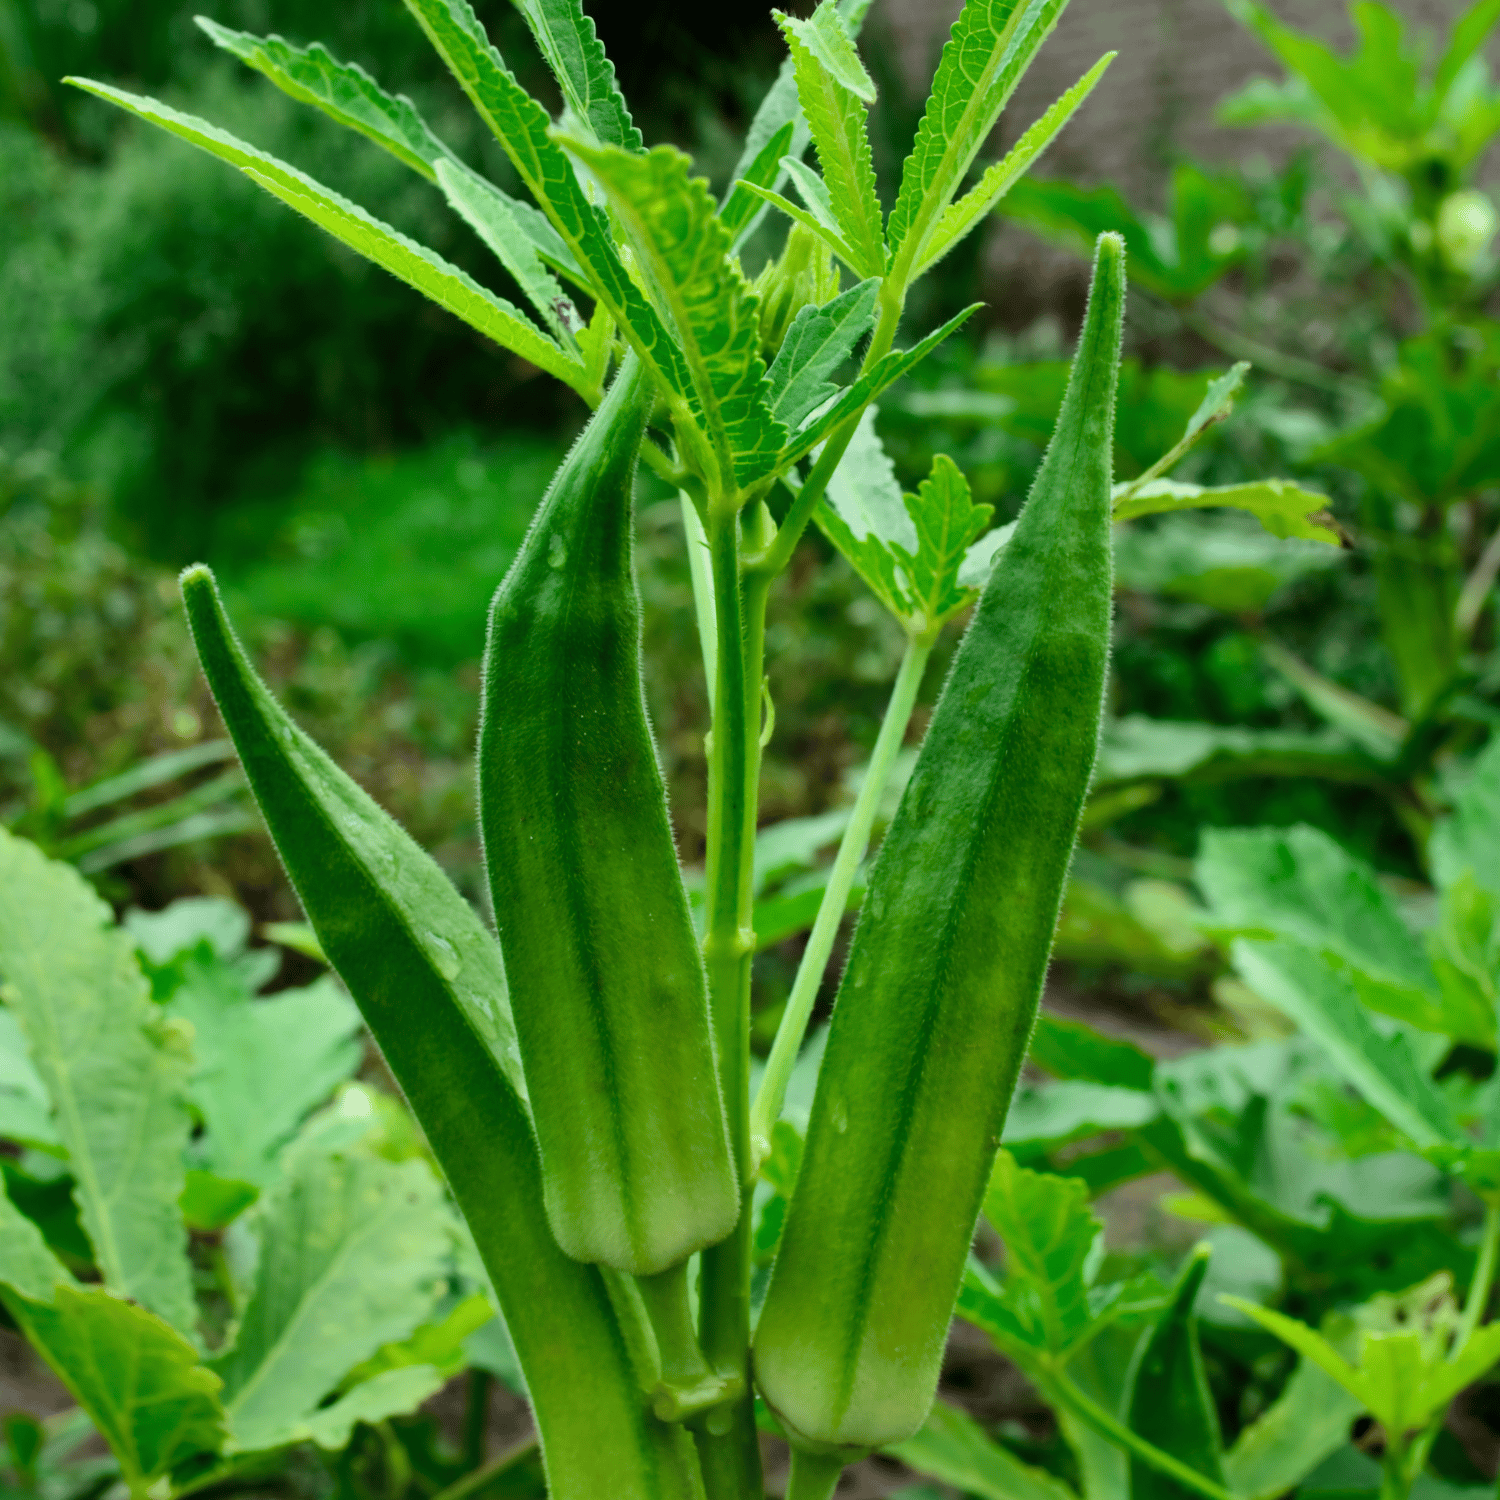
[697,509,767,1500]
[748,632,932,1165]
[1457,1199,1500,1352]
[785,1449,846,1500]
[635,1264,738,1422]
[1045,1374,1237,1500]
[681,493,718,689]
[1381,1437,1411,1500]
[461,1367,490,1471]
[427,1436,541,1500]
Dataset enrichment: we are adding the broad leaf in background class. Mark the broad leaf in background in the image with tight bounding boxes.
[1222,1357,1363,1500]
[1125,1247,1224,1500]
[209,1145,453,1453]
[0,1010,61,1155]
[9,1287,225,1489]
[1113,478,1339,543]
[66,84,590,395]
[561,138,785,489]
[1432,737,1500,900]
[1028,1013,1156,1091]
[300,1366,447,1450]
[773,4,884,278]
[885,1399,1077,1500]
[0,830,196,1336]
[511,0,640,151]
[887,0,1068,285]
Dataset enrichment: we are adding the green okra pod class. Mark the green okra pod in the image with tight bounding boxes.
[753,233,1126,1458]
[478,354,739,1277]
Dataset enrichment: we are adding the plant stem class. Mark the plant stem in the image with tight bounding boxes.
[681,493,718,688]
[461,1368,490,1472]
[427,1435,541,1500]
[635,1263,738,1422]
[698,508,767,1500]
[748,632,932,1165]
[1045,1373,1237,1500]
[1457,1199,1500,1353]
[785,1449,846,1500]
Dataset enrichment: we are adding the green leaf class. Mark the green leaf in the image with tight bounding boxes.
[886,1399,1078,1500]
[510,0,640,150]
[179,569,691,1498]
[775,5,885,278]
[1003,1080,1159,1152]
[764,277,879,431]
[1195,824,1434,998]
[742,173,862,273]
[1434,0,1500,104]
[778,302,983,470]
[1222,1357,1363,1500]
[918,51,1114,276]
[816,406,913,617]
[888,0,1068,282]
[180,1173,259,1234]
[980,1152,1102,1355]
[0,1174,73,1303]
[302,1366,447,1450]
[891,455,995,632]
[719,120,796,241]
[66,80,588,394]
[0,1009,61,1155]
[0,830,196,1337]
[558,138,785,490]
[1126,1247,1223,1500]
[168,968,363,1187]
[6,1286,224,1487]
[1432,738,1500,902]
[398,0,692,410]
[1028,1014,1154,1091]
[1113,478,1339,544]
[433,160,581,347]
[210,1148,451,1453]
[1229,937,1458,1150]
[346,1291,496,1385]
[194,18,460,182]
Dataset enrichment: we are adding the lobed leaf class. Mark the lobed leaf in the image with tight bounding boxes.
[66,81,588,392]
[399,0,691,403]
[558,138,786,489]
[1113,478,1339,543]
[6,1285,225,1488]
[0,830,196,1337]
[764,277,879,430]
[211,1149,451,1453]
[888,0,1068,282]
[891,456,995,632]
[195,19,459,182]
[775,5,885,278]
[918,51,1114,277]
[510,0,640,149]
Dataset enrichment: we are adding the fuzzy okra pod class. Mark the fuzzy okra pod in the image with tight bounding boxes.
[478,354,739,1278]
[754,234,1126,1467]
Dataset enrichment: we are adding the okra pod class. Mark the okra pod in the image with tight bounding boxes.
[753,234,1126,1457]
[478,355,739,1277]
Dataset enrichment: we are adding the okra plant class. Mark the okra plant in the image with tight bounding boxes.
[22,2,1341,1497]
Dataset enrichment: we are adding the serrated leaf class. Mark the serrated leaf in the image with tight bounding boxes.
[167,965,362,1187]
[1112,477,1340,543]
[764,277,879,430]
[301,1366,446,1450]
[888,0,1068,282]
[777,302,983,470]
[775,4,885,278]
[918,50,1114,276]
[511,0,639,150]
[433,159,581,346]
[892,455,994,631]
[0,830,196,1337]
[195,18,460,182]
[720,120,796,240]
[1222,1357,1363,1500]
[210,1149,451,1453]
[66,80,588,393]
[1229,937,1458,1149]
[886,1398,1078,1500]
[397,0,690,401]
[741,175,861,271]
[981,1152,1102,1355]
[6,1286,224,1486]
[1126,1248,1223,1500]
[558,138,785,489]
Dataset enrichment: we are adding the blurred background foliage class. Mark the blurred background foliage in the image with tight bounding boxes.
[1,0,1498,1031]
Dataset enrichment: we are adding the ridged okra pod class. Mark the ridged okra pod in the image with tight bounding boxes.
[478,354,739,1277]
[754,234,1126,1458]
